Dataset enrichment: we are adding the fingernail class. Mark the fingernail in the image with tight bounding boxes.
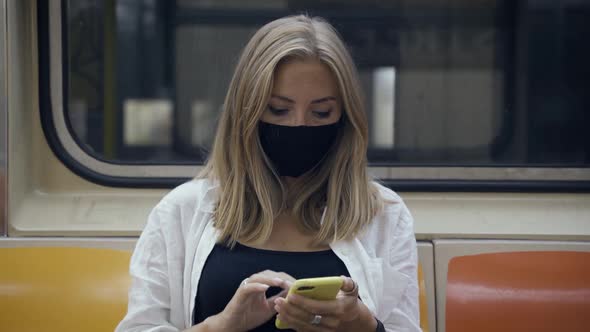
[274,305,280,312]
[273,277,284,283]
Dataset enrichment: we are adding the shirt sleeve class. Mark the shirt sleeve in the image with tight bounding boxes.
[115,204,180,332]
[382,204,421,332]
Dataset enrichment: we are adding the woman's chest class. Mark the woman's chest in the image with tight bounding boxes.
[192,242,351,327]
[243,214,330,252]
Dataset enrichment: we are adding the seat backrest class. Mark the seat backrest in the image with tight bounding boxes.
[1,246,430,331]
[0,247,132,332]
[446,251,590,332]
[418,263,429,332]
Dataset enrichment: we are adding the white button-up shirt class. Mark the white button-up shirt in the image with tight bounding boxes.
[116,179,420,332]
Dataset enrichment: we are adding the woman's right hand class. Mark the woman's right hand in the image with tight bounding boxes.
[205,270,295,332]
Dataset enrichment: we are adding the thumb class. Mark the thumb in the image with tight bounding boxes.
[340,276,358,294]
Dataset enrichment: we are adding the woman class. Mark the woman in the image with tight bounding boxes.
[116,15,420,332]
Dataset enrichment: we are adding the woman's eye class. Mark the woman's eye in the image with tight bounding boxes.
[313,110,332,119]
[268,106,288,116]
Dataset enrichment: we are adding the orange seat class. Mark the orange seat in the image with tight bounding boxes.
[446,251,590,332]
[0,247,132,332]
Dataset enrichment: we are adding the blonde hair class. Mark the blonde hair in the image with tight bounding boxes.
[200,15,383,246]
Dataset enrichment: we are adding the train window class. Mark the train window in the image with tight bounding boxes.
[40,0,590,188]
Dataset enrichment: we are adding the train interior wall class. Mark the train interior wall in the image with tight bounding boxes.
[1,2,590,332]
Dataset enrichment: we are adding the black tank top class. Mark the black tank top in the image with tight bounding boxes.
[192,242,350,331]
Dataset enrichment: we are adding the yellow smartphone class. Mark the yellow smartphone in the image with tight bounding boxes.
[275,276,343,329]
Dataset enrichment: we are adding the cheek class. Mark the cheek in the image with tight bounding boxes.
[260,111,281,125]
[260,112,272,123]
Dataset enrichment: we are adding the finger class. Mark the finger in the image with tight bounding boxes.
[236,282,269,300]
[237,283,276,313]
[275,297,313,323]
[284,300,340,329]
[267,288,289,302]
[276,271,296,284]
[253,270,294,282]
[287,293,341,316]
[340,276,357,293]
[246,275,287,288]
[275,297,340,330]
[250,271,295,289]
[275,311,331,332]
[265,271,295,290]
[266,288,289,311]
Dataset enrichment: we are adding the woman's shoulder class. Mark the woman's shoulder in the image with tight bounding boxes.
[371,181,405,212]
[161,177,216,204]
[356,182,415,262]
[143,178,218,239]
[151,177,218,221]
[366,181,413,235]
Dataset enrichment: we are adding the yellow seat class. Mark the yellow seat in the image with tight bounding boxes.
[418,263,429,332]
[0,247,132,332]
[0,246,430,331]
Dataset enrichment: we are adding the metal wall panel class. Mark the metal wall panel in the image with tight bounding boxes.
[0,0,8,237]
[0,237,136,250]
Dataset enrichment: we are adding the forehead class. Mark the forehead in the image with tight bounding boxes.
[272,58,340,98]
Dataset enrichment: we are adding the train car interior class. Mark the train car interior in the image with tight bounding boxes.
[1,1,589,331]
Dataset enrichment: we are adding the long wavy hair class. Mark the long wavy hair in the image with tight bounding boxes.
[200,15,383,246]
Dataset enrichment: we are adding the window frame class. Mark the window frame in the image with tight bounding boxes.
[38,0,590,191]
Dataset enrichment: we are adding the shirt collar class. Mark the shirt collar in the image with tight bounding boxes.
[196,178,220,214]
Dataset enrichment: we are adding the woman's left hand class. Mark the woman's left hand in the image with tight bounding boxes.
[274,276,377,332]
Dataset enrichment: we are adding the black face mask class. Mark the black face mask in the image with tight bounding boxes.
[258,121,340,177]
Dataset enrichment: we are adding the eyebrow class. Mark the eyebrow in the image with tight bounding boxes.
[271,94,337,104]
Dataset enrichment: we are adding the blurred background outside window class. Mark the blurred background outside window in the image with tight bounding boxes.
[65,0,590,167]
